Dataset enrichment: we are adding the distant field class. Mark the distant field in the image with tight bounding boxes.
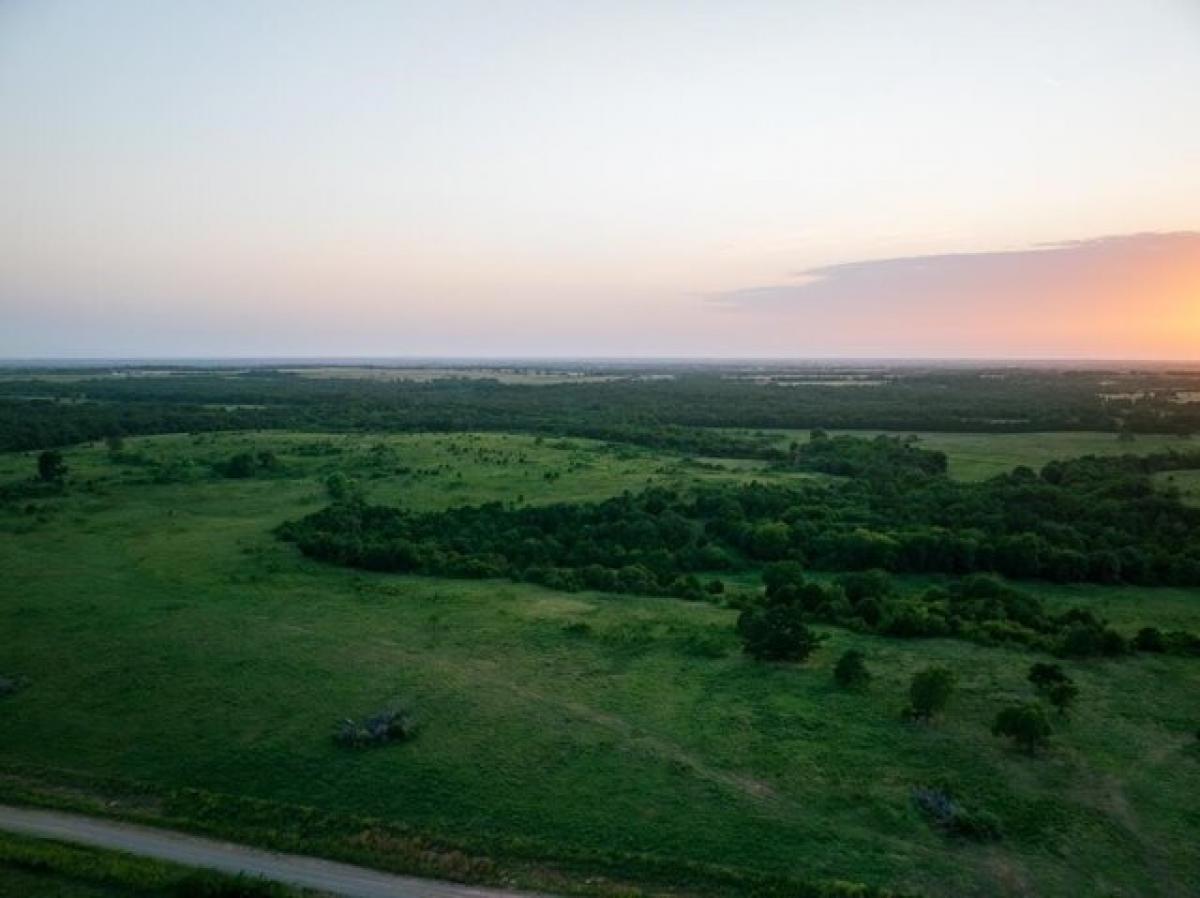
[744,429,1194,480]
[0,370,181,383]
[901,431,1192,480]
[278,365,658,384]
[2,431,1199,897]
[0,430,809,514]
[0,365,671,386]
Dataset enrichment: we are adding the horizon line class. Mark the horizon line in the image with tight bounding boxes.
[2,355,1199,367]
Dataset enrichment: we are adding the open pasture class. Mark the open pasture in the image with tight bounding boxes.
[2,431,1199,897]
[744,430,1194,480]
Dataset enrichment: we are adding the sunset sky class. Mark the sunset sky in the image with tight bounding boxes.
[2,1,1198,359]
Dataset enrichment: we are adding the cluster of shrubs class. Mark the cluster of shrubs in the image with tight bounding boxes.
[1132,626,1200,656]
[104,443,287,484]
[835,654,1069,755]
[744,576,1113,759]
[987,662,1084,755]
[213,450,282,479]
[750,564,1197,660]
[911,786,1002,841]
[754,605,1083,761]
[784,432,949,480]
[333,708,416,748]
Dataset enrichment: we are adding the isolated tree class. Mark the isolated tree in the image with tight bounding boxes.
[908,666,956,720]
[992,702,1052,754]
[1045,680,1078,716]
[104,434,125,452]
[736,603,824,662]
[1134,627,1165,653]
[324,471,362,503]
[1028,662,1077,715]
[833,649,871,689]
[221,451,258,478]
[37,450,67,483]
[255,449,281,471]
[1028,662,1068,691]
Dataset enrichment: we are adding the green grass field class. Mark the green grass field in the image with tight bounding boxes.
[2,432,1199,897]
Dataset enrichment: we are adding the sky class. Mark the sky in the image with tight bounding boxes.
[1,0,1198,359]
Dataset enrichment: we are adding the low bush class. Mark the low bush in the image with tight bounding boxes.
[1028,662,1068,690]
[911,787,1001,841]
[833,649,871,689]
[992,702,1053,754]
[213,450,282,479]
[0,674,24,697]
[333,708,416,748]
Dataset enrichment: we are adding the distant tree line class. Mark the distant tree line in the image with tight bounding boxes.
[3,366,1200,451]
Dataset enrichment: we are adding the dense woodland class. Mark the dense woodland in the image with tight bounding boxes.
[4,365,1200,452]
[281,435,1200,590]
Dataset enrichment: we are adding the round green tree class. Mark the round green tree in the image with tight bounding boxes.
[908,666,956,720]
[833,649,871,689]
[736,603,824,662]
[992,702,1053,754]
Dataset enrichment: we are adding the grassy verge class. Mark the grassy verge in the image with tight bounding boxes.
[0,829,301,897]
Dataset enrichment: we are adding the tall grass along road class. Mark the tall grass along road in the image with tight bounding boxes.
[0,804,549,898]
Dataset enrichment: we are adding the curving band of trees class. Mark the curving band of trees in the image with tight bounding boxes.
[280,437,1200,597]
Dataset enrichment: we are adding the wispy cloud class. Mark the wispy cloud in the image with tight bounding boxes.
[709,232,1200,310]
[702,231,1200,357]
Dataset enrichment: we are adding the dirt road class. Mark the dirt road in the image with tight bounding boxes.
[0,804,549,898]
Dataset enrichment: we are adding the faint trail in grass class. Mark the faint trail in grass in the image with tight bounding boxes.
[359,628,787,810]
[1080,734,1191,898]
